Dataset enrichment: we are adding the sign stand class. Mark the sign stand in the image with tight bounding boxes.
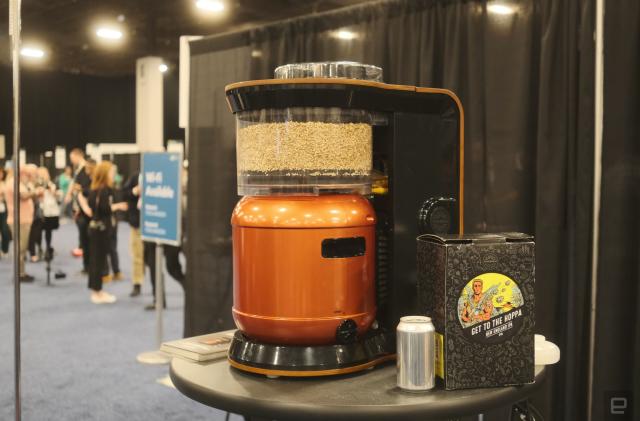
[136,151,183,366]
[136,243,171,365]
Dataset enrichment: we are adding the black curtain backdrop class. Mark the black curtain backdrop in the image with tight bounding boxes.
[163,70,184,143]
[185,44,252,337]
[0,66,183,159]
[184,0,640,419]
[0,68,134,156]
[594,1,640,419]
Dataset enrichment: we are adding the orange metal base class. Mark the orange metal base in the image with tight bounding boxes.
[232,195,377,345]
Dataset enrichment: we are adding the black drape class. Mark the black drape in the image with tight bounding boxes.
[0,69,135,155]
[534,1,595,420]
[0,67,183,157]
[185,1,599,419]
[185,45,252,334]
[593,1,640,419]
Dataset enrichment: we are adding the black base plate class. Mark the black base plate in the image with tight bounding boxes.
[228,329,394,376]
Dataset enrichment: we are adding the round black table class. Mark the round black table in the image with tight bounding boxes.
[170,358,546,421]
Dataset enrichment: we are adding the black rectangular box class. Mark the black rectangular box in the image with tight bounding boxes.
[417,233,535,390]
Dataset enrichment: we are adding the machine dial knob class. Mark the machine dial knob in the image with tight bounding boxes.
[418,197,457,235]
[335,319,358,344]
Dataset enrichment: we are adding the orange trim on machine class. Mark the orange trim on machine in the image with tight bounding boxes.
[225,77,416,92]
[228,354,396,377]
[232,308,374,322]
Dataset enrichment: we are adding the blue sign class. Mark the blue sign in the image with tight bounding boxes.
[141,152,183,245]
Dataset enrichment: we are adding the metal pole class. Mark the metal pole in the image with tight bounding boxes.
[135,241,170,365]
[155,242,164,348]
[9,1,22,420]
[588,0,605,419]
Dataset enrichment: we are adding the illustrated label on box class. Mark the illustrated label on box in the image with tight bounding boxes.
[457,272,526,344]
[417,233,535,390]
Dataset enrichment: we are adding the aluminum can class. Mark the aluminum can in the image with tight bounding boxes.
[396,315,435,391]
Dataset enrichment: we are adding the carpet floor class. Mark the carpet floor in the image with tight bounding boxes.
[0,221,238,420]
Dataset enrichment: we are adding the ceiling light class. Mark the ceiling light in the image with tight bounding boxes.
[335,30,357,40]
[159,63,168,73]
[96,27,123,40]
[20,47,45,59]
[196,0,225,12]
[487,3,516,15]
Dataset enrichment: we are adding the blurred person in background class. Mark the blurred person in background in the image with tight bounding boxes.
[123,172,143,297]
[84,160,97,177]
[65,149,91,273]
[37,167,60,256]
[4,163,13,179]
[0,167,11,258]
[28,164,45,262]
[102,165,123,284]
[77,161,127,304]
[64,148,91,274]
[80,160,97,271]
[143,243,185,310]
[113,165,123,189]
[5,166,36,282]
[57,166,73,218]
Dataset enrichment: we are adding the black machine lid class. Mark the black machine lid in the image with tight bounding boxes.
[225,79,462,117]
[226,60,462,115]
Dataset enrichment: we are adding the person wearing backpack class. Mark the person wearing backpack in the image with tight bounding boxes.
[38,167,61,255]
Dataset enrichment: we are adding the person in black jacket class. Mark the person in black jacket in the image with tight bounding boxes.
[0,167,11,258]
[123,172,144,297]
[124,171,185,309]
[143,241,185,310]
[78,161,127,304]
[65,149,93,273]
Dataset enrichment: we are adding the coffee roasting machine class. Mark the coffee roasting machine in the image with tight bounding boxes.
[224,62,464,376]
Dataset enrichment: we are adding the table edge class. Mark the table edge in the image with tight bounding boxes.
[170,359,547,421]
